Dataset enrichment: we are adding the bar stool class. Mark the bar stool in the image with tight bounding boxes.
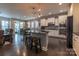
[24,32,32,49]
[4,29,13,43]
[31,36,41,53]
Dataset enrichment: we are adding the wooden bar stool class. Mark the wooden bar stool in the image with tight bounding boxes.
[24,32,32,49]
[31,36,41,53]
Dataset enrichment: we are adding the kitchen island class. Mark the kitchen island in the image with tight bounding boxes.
[24,30,49,51]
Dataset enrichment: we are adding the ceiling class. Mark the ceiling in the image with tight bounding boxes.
[0,3,70,20]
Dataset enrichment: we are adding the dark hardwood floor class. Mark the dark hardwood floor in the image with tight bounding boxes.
[0,34,76,56]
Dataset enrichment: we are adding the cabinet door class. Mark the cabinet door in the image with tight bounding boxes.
[67,16,73,48]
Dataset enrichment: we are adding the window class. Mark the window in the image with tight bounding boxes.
[20,22,24,28]
[14,21,20,33]
[1,20,9,30]
[27,20,39,32]
[34,21,39,28]
[27,21,31,28]
[31,21,35,29]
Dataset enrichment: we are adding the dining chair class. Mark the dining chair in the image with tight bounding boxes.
[4,29,13,43]
[8,29,13,43]
[0,30,4,47]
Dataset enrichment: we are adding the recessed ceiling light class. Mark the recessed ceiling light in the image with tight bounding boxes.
[59,3,62,5]
[38,9,41,11]
[38,15,40,17]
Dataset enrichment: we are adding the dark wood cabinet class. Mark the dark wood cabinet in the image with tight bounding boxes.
[67,16,73,48]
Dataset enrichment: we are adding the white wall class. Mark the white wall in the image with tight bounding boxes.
[73,4,79,33]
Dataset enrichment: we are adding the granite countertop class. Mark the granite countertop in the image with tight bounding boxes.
[31,31,48,34]
[25,30,49,34]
